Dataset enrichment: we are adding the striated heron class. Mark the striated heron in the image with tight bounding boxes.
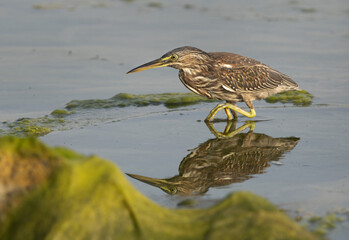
[127,46,299,121]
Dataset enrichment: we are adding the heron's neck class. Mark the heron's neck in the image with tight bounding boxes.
[180,67,202,76]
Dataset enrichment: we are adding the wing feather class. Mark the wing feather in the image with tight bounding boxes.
[208,52,298,92]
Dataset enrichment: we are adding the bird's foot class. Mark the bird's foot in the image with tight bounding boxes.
[205,103,256,122]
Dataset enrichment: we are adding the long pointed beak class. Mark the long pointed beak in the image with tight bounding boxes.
[126,173,167,187]
[127,58,168,74]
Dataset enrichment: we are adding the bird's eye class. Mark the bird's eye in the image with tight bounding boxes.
[169,186,177,194]
[170,54,178,61]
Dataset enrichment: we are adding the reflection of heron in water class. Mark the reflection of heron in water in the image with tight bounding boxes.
[127,122,300,195]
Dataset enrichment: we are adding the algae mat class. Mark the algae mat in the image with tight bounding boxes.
[0,136,320,240]
[0,90,312,137]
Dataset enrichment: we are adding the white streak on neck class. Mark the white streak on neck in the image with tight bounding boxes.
[182,68,194,75]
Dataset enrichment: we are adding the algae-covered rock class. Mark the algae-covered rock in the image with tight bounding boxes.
[0,137,320,240]
[0,137,63,219]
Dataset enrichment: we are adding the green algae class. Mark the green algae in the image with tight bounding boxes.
[0,136,320,240]
[1,91,313,137]
[33,3,63,10]
[3,117,67,137]
[265,90,313,106]
[50,109,73,117]
[7,118,53,136]
[66,92,216,110]
[306,213,344,236]
[300,8,317,13]
[147,2,163,8]
[0,137,64,220]
[1,110,72,137]
[66,91,312,110]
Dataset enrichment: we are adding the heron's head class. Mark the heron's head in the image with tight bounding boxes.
[127,46,211,74]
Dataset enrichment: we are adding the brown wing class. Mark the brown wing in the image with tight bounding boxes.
[209,52,298,92]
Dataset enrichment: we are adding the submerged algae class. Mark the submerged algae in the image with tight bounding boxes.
[66,91,312,110]
[7,118,53,136]
[1,93,216,136]
[1,109,74,137]
[307,213,344,236]
[4,117,63,137]
[66,92,217,109]
[0,137,320,240]
[1,91,312,137]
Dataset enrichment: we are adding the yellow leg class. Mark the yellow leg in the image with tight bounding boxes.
[224,108,234,121]
[205,103,256,121]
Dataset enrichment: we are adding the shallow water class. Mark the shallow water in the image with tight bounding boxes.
[1,0,349,238]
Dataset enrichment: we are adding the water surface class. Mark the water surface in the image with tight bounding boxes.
[1,0,349,238]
